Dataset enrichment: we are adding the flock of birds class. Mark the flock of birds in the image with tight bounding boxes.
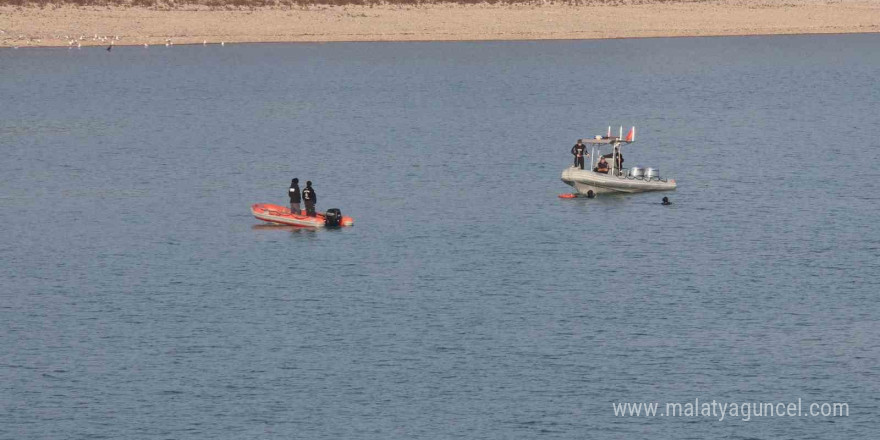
[3,32,227,50]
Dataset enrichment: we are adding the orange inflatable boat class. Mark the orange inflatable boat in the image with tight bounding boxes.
[251,203,354,228]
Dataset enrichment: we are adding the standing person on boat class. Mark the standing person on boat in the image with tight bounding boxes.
[571,139,589,170]
[288,178,301,215]
[302,181,317,217]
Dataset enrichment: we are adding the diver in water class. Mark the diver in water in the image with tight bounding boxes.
[571,139,589,170]
[288,178,301,215]
[662,196,671,205]
[302,181,317,217]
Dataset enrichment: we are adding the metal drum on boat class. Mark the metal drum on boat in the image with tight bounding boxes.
[645,167,661,180]
[629,167,645,178]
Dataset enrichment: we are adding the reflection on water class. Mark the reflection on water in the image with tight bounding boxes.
[251,223,319,232]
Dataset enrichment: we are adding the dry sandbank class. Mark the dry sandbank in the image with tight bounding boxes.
[2,1,879,47]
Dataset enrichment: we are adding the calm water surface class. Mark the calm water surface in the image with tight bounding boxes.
[1,35,879,439]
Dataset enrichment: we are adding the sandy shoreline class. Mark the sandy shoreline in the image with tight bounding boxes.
[2,1,879,48]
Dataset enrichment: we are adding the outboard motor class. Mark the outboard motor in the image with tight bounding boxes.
[324,208,342,227]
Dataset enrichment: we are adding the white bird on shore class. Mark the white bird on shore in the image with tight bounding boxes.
[144,43,149,48]
[77,42,81,49]
[203,40,207,45]
[221,41,225,46]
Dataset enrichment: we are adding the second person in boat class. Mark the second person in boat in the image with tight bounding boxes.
[302,181,317,217]
[595,157,609,174]
[571,139,589,170]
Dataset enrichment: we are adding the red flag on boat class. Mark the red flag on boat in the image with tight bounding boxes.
[625,126,635,142]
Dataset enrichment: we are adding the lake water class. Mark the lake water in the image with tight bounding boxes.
[1,34,879,439]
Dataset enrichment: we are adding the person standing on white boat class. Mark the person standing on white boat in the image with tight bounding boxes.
[288,178,302,215]
[302,181,317,217]
[571,139,589,170]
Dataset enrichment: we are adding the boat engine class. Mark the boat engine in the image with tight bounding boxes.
[324,208,342,227]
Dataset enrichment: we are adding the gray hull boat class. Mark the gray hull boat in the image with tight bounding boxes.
[560,126,677,195]
[561,167,676,194]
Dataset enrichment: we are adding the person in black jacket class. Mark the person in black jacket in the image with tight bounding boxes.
[288,178,301,215]
[595,156,609,174]
[302,181,317,217]
[571,139,589,170]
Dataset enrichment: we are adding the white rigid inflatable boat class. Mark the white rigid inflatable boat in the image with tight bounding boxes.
[560,126,677,196]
